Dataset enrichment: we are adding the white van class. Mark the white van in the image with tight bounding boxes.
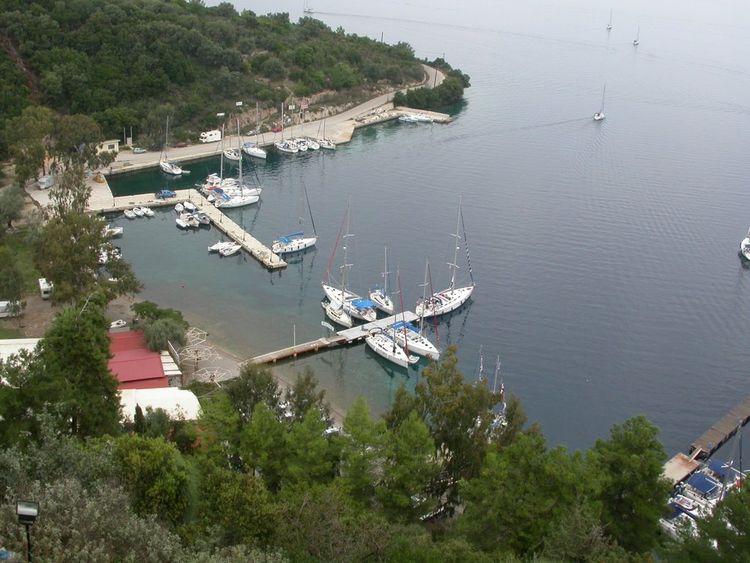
[38,278,53,300]
[199,130,221,143]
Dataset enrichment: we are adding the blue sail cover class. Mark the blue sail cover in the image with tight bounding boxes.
[278,231,304,244]
[351,299,375,309]
[687,472,720,495]
[707,459,729,480]
[392,321,419,332]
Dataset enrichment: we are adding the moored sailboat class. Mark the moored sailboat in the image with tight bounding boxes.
[415,198,475,318]
[159,116,183,175]
[593,83,606,121]
[365,328,419,368]
[369,247,394,315]
[272,183,317,255]
[738,228,750,261]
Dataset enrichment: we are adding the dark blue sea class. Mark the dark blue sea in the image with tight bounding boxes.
[108,0,750,454]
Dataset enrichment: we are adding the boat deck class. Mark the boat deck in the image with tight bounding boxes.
[249,310,421,364]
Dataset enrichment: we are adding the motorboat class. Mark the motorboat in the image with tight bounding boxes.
[195,212,211,225]
[386,321,440,360]
[175,202,184,213]
[399,114,420,123]
[365,328,419,368]
[413,113,433,123]
[132,207,144,217]
[272,231,317,255]
[304,138,320,150]
[223,148,241,161]
[183,201,196,212]
[180,213,200,228]
[140,206,154,217]
[208,241,234,253]
[242,141,267,159]
[123,209,136,219]
[739,228,750,261]
[415,199,475,318]
[175,216,188,229]
[294,138,309,151]
[103,224,123,238]
[219,242,242,257]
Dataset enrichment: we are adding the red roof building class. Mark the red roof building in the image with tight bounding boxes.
[108,331,169,389]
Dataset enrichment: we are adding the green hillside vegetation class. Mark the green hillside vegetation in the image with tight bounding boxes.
[3,303,720,561]
[0,0,427,151]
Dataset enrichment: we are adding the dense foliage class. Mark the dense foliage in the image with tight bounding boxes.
[0,0,426,149]
[393,60,471,110]
[0,333,685,560]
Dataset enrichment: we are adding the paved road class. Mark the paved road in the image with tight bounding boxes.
[108,65,445,173]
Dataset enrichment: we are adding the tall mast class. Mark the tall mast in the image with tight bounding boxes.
[382,247,390,295]
[397,269,409,356]
[600,83,606,114]
[237,116,243,193]
[448,196,463,291]
[340,203,352,308]
[419,259,429,335]
[303,182,316,236]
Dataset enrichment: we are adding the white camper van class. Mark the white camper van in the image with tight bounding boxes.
[199,130,221,143]
[38,278,53,300]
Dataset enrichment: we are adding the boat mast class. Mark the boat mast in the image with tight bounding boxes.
[419,259,429,336]
[236,115,244,195]
[600,83,606,114]
[447,197,463,292]
[303,182,317,236]
[340,203,352,312]
[477,344,484,382]
[382,247,390,296]
[217,112,226,180]
[397,269,409,356]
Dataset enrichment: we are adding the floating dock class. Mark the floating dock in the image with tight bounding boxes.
[91,187,286,270]
[662,395,750,484]
[249,311,421,364]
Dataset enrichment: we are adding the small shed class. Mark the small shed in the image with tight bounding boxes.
[97,139,120,155]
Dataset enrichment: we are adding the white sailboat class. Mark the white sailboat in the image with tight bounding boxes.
[275,103,299,154]
[272,183,317,255]
[159,116,183,175]
[242,102,267,159]
[415,198,475,318]
[593,83,606,121]
[317,119,336,150]
[324,207,353,327]
[223,148,241,161]
[606,9,613,31]
[385,265,440,359]
[219,242,242,257]
[369,247,394,315]
[739,228,750,261]
[366,328,419,368]
[490,356,507,430]
[215,117,260,209]
[633,26,640,46]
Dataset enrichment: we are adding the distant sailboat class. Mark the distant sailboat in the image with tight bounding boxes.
[593,83,606,121]
[633,26,640,46]
[159,116,183,176]
[606,9,613,31]
[303,0,313,14]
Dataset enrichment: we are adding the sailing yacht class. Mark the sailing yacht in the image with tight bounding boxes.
[415,198,475,318]
[159,116,183,175]
[633,26,640,46]
[606,9,613,30]
[369,247,394,314]
[317,119,336,150]
[242,103,267,159]
[223,148,241,161]
[215,117,260,208]
[366,328,419,368]
[272,183,317,255]
[322,205,377,322]
[275,103,299,154]
[739,228,750,261]
[593,83,606,121]
[387,260,439,359]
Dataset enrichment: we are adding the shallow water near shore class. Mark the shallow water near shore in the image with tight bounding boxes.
[110,0,750,454]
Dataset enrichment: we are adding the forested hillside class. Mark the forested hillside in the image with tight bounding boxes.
[0,0,424,147]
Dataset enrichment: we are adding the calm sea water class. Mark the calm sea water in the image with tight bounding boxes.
[109,0,750,454]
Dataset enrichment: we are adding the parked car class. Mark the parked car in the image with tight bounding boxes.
[271,126,282,133]
[132,147,146,154]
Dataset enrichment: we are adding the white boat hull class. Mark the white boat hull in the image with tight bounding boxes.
[208,241,233,253]
[365,331,419,368]
[223,149,241,161]
[416,285,474,318]
[369,290,394,315]
[593,112,605,121]
[324,300,352,327]
[387,327,440,360]
[243,145,267,159]
[219,243,242,257]
[275,141,299,154]
[739,238,750,261]
[215,193,260,208]
[160,160,182,175]
[322,284,376,321]
[272,236,317,255]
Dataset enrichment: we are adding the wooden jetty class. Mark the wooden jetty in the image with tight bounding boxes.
[662,395,750,484]
[92,187,286,270]
[249,310,421,364]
